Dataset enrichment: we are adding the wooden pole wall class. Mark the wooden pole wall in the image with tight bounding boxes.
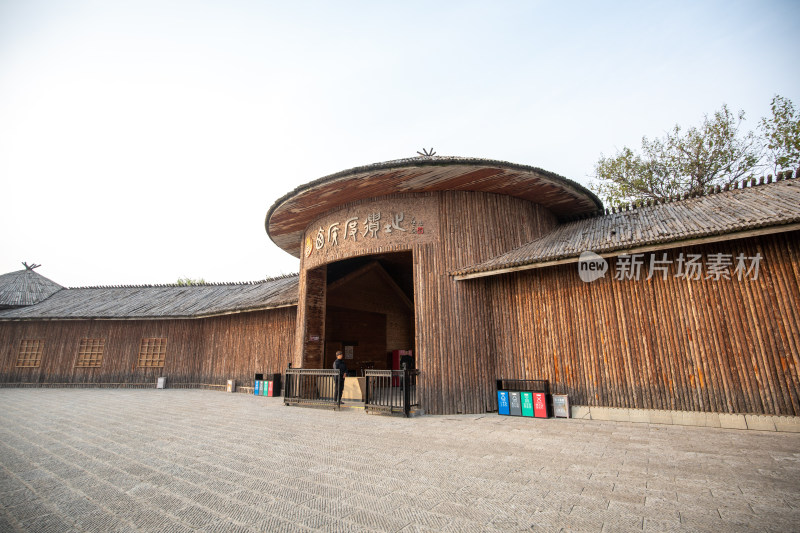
[413,191,558,414]
[485,231,800,416]
[294,267,327,369]
[0,307,296,387]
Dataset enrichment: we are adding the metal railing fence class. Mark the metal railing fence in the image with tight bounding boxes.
[365,369,420,417]
[283,368,342,409]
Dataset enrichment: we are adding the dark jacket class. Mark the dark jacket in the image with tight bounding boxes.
[400,354,414,370]
[333,358,348,379]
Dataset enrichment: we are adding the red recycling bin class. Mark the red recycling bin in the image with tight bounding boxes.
[533,392,549,418]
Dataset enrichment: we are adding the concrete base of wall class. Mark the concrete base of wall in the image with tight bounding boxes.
[0,382,229,391]
[569,405,800,433]
[0,382,155,389]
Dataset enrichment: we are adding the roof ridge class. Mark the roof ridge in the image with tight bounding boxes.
[452,168,800,278]
[67,272,299,290]
[575,167,800,220]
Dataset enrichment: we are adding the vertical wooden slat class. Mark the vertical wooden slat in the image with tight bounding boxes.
[483,232,800,416]
[0,308,296,388]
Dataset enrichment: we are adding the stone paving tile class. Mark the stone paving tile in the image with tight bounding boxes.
[203,518,261,533]
[294,507,343,530]
[343,508,410,530]
[6,499,55,524]
[429,500,497,523]
[317,521,373,533]
[229,488,277,507]
[120,508,188,531]
[1,488,38,509]
[528,510,570,533]
[389,505,452,529]
[18,512,72,533]
[303,496,360,519]
[643,515,682,532]
[643,495,681,516]
[437,516,505,532]
[172,504,220,528]
[2,389,800,531]
[71,509,126,532]
[257,513,316,532]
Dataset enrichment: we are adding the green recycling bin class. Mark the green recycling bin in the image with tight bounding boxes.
[521,391,534,417]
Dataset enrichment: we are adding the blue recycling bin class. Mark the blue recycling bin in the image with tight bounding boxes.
[497,390,510,415]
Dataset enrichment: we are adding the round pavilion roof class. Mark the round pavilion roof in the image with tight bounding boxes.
[265,156,604,257]
[0,267,63,309]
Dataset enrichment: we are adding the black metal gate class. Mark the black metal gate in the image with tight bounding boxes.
[364,369,420,417]
[283,368,341,409]
[283,368,420,416]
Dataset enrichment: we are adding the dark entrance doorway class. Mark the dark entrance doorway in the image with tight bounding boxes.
[322,251,415,374]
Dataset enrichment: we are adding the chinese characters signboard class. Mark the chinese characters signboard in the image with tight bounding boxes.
[302,197,438,267]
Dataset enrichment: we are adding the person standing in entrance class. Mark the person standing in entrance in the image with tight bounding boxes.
[333,350,347,403]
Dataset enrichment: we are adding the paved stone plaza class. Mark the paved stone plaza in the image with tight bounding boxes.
[0,389,798,532]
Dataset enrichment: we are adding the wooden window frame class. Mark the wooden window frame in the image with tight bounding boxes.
[16,339,44,368]
[75,338,105,368]
[137,337,167,368]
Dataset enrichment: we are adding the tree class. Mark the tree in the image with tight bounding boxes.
[176,277,206,286]
[592,104,761,207]
[760,95,800,174]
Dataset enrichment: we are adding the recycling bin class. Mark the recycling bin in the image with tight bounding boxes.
[509,391,522,416]
[266,373,282,396]
[521,391,534,417]
[497,390,510,415]
[254,373,263,395]
[533,392,551,418]
[496,379,551,419]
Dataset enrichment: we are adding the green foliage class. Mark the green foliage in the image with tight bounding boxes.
[760,95,800,174]
[592,96,799,208]
[176,277,206,286]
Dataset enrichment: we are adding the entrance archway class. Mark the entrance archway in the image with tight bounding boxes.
[322,252,414,374]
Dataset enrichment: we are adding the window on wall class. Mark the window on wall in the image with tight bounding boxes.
[16,339,44,367]
[137,338,167,368]
[75,338,105,368]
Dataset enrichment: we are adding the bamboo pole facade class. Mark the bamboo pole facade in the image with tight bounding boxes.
[485,231,800,416]
[294,190,558,414]
[293,190,799,416]
[0,308,296,387]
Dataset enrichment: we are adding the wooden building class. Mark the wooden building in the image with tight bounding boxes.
[0,270,297,389]
[2,156,799,418]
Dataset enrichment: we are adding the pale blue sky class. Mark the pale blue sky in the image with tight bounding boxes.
[2,0,798,286]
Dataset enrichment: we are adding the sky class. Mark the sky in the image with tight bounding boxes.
[1,0,798,287]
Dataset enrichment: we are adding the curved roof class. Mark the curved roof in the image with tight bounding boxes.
[0,268,63,309]
[266,156,604,257]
